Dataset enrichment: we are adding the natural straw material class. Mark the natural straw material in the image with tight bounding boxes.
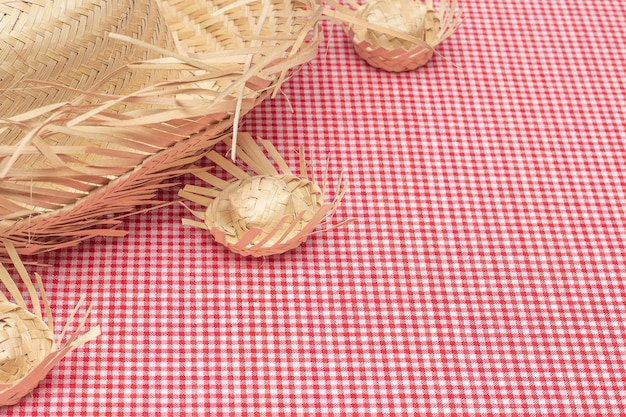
[179,133,353,257]
[0,241,100,406]
[0,0,321,256]
[325,0,464,72]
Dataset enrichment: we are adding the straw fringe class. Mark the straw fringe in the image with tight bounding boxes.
[0,0,321,256]
[0,241,100,406]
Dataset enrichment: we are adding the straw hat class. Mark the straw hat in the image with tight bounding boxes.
[0,241,100,406]
[325,0,464,72]
[179,133,353,257]
[0,0,322,256]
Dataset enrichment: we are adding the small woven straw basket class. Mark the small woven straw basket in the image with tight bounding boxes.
[0,0,322,257]
[325,0,464,72]
[0,241,99,406]
[179,133,352,257]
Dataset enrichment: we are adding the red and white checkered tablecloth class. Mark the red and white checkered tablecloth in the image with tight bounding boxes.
[5,0,626,415]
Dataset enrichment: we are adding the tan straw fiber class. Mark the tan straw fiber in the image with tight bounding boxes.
[0,241,100,406]
[179,132,353,257]
[0,0,322,256]
[324,0,464,72]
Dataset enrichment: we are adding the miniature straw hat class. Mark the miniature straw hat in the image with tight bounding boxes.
[0,0,322,257]
[0,241,100,406]
[325,0,464,72]
[179,133,353,257]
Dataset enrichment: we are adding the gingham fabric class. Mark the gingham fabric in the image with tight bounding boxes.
[5,0,626,415]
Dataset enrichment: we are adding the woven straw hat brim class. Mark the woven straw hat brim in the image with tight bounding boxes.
[0,0,322,256]
[351,39,435,72]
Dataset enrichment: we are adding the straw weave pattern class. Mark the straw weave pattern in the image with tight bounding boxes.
[0,0,173,138]
[207,175,323,246]
[0,303,55,386]
[0,0,320,256]
[351,41,434,71]
[158,0,301,54]
[336,0,463,72]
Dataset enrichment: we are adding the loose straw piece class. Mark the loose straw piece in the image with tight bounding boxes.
[179,133,354,257]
